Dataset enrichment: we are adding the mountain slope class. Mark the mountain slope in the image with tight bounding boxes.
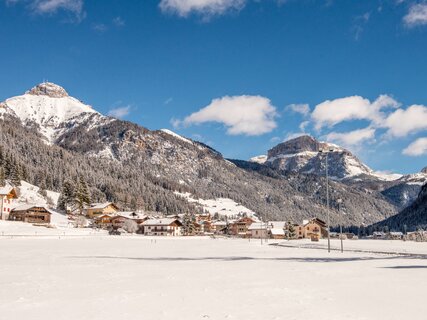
[374,183,427,231]
[0,83,402,226]
[258,135,426,209]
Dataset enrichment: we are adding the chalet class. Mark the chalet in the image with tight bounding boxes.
[231,217,255,237]
[212,221,227,234]
[387,232,404,240]
[111,212,147,228]
[248,222,269,239]
[0,186,18,221]
[85,202,119,218]
[94,214,115,228]
[372,231,386,239]
[9,204,52,224]
[142,218,183,236]
[269,221,288,239]
[302,218,328,239]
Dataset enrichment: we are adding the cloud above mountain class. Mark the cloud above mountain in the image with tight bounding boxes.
[6,0,85,20]
[311,95,399,130]
[403,137,427,156]
[159,0,246,18]
[176,95,277,136]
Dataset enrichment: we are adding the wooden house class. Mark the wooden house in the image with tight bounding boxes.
[9,204,51,224]
[85,202,119,218]
[94,214,115,228]
[231,217,255,237]
[302,218,328,239]
[142,218,183,236]
[0,186,18,221]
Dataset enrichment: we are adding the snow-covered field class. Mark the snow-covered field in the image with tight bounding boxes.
[0,233,426,320]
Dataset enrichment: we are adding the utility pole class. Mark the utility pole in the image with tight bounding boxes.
[337,198,343,253]
[319,147,334,253]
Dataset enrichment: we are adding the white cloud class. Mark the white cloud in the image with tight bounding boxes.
[403,3,427,27]
[159,0,246,18]
[107,106,131,119]
[311,94,399,130]
[403,137,427,156]
[112,16,125,27]
[92,23,107,32]
[179,95,277,136]
[384,104,427,137]
[326,127,376,147]
[6,0,85,20]
[299,120,310,131]
[286,103,310,117]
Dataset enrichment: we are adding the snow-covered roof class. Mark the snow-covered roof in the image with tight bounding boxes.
[270,228,285,235]
[269,221,287,229]
[142,218,181,226]
[0,186,16,196]
[12,204,50,212]
[213,221,227,226]
[89,202,117,210]
[248,222,268,231]
[115,212,146,220]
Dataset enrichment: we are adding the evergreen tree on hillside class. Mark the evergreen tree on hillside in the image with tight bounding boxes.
[0,167,5,187]
[74,176,91,214]
[10,160,21,186]
[57,181,76,212]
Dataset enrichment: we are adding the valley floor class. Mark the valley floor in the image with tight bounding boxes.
[0,225,426,320]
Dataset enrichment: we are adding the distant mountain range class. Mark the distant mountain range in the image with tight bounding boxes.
[249,135,427,210]
[0,82,425,227]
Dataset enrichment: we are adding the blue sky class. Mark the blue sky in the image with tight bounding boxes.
[0,0,427,174]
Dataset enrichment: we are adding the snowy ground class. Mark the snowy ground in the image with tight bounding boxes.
[0,234,426,320]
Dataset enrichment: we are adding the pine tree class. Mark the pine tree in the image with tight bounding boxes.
[10,160,21,186]
[0,167,5,187]
[57,180,75,212]
[287,221,296,239]
[74,176,91,214]
[182,213,196,236]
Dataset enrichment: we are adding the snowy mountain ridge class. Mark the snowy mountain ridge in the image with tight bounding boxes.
[265,135,377,180]
[0,82,104,143]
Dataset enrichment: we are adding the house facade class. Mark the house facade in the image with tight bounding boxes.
[230,217,255,237]
[248,222,269,239]
[9,204,51,224]
[0,186,18,221]
[86,202,119,218]
[142,219,183,236]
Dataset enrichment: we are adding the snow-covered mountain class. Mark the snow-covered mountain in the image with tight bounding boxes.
[0,82,406,225]
[0,82,109,143]
[265,135,378,180]
[249,155,267,164]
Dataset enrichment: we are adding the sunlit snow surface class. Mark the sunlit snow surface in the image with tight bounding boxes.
[0,231,425,320]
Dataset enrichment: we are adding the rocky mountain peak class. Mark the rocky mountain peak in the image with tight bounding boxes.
[26,82,69,98]
[421,166,427,174]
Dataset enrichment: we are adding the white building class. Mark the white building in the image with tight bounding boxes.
[0,186,18,220]
[142,218,183,236]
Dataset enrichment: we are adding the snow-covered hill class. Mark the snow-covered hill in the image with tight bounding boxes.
[0,82,104,143]
[266,135,377,180]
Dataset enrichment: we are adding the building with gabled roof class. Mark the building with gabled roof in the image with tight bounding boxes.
[142,218,183,236]
[9,204,52,224]
[0,186,18,220]
[85,202,119,218]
